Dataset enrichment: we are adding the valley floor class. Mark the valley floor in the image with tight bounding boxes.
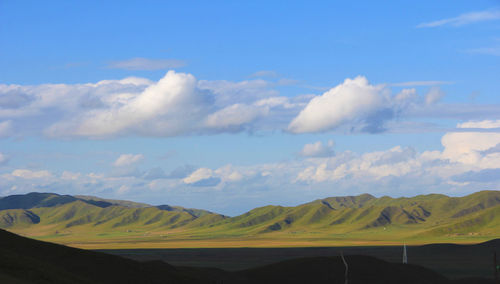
[11,226,495,249]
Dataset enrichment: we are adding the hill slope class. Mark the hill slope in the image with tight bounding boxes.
[1,191,499,247]
[186,190,500,241]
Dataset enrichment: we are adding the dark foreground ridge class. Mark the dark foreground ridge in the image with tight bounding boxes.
[0,228,203,284]
[103,240,500,279]
[0,229,497,284]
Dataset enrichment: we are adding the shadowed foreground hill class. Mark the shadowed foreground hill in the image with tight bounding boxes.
[181,255,489,284]
[0,228,207,284]
[104,239,500,279]
[235,256,448,284]
[0,229,496,284]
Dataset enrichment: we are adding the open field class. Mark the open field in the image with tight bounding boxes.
[21,232,496,250]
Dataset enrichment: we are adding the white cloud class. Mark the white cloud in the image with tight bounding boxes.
[288,120,500,192]
[295,146,420,183]
[96,77,154,86]
[288,76,391,133]
[215,165,244,182]
[39,71,298,138]
[296,163,348,183]
[113,154,144,167]
[183,168,220,187]
[288,76,477,134]
[0,153,8,166]
[458,120,500,129]
[0,77,150,122]
[198,78,277,106]
[0,72,279,138]
[0,120,12,138]
[1,72,499,139]
[107,58,186,70]
[299,140,335,157]
[11,169,52,179]
[181,165,247,187]
[61,171,81,180]
[417,9,500,28]
[394,88,418,108]
[47,71,211,138]
[441,121,500,165]
[425,87,445,105]
[205,103,268,130]
[116,185,131,194]
[183,168,214,184]
[255,97,295,109]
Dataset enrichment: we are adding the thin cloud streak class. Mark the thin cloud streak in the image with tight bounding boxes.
[417,9,500,28]
[466,46,500,56]
[389,81,454,87]
[107,57,186,70]
[249,70,279,78]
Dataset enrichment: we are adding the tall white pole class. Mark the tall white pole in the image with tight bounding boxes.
[403,243,408,264]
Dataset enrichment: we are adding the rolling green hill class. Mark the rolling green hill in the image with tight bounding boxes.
[1,191,499,248]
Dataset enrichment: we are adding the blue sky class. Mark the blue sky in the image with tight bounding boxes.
[1,1,500,215]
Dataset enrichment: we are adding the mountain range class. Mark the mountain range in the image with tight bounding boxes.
[1,190,499,247]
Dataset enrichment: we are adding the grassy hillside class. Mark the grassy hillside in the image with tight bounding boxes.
[1,191,499,248]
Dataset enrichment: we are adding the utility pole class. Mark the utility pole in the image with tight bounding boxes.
[403,243,407,264]
[340,251,348,284]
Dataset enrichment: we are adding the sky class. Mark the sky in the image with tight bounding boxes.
[1,1,500,215]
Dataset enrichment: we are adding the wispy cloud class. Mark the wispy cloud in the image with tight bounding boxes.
[0,120,13,138]
[107,57,186,70]
[466,46,500,56]
[417,9,500,28]
[389,81,453,87]
[299,140,335,157]
[0,152,8,166]
[113,154,144,167]
[276,78,299,86]
[249,70,278,78]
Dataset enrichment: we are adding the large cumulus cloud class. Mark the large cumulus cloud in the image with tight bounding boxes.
[287,76,445,134]
[1,72,500,139]
[0,71,307,139]
[288,76,390,133]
